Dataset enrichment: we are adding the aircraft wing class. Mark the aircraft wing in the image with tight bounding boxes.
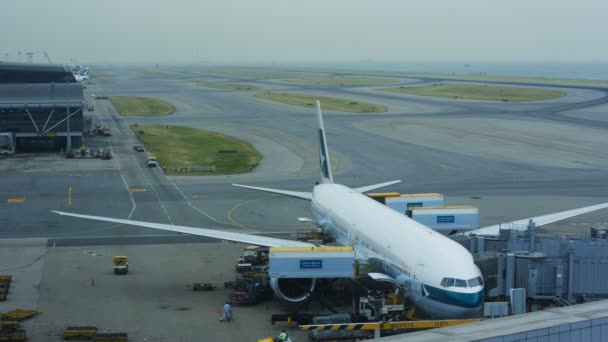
[467,202,608,237]
[52,211,314,247]
[353,180,402,193]
[232,184,312,200]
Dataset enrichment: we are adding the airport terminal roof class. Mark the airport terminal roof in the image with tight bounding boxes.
[0,62,76,83]
[382,300,608,341]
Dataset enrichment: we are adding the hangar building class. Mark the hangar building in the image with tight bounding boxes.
[0,62,84,152]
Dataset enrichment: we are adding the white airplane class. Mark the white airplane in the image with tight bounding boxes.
[69,64,90,82]
[53,101,608,319]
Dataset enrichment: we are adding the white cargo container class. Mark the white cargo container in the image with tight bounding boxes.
[269,246,355,279]
[408,206,478,234]
[368,193,444,214]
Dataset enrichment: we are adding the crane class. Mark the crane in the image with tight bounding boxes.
[43,51,53,64]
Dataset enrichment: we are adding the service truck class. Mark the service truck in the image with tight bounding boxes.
[0,132,16,155]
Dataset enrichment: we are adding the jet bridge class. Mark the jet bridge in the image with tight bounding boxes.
[453,224,608,312]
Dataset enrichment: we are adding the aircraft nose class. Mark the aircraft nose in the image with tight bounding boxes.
[424,285,484,308]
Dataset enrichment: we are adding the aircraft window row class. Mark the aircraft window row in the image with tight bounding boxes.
[440,276,484,288]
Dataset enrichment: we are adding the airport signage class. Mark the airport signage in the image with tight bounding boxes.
[300,260,323,269]
[437,215,455,223]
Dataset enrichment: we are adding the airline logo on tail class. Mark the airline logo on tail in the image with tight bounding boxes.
[319,130,331,181]
[316,100,333,184]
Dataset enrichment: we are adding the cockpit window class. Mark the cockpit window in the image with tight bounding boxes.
[467,276,484,287]
[442,277,479,288]
[440,278,455,287]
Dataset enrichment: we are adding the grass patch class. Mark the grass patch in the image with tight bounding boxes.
[197,81,259,90]
[392,73,608,88]
[132,125,261,175]
[287,76,398,86]
[110,96,175,116]
[304,68,608,87]
[255,92,386,113]
[379,83,565,102]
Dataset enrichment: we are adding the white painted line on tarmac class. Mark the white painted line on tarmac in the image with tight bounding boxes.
[130,154,174,225]
[167,177,233,226]
[166,180,238,244]
[110,143,137,219]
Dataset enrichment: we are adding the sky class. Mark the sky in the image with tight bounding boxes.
[2,0,608,65]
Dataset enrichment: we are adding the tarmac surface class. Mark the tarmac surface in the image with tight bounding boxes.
[2,66,608,341]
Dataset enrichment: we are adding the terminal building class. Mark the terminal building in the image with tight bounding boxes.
[0,62,84,152]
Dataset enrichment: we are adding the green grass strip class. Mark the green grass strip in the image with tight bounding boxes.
[255,92,386,113]
[287,76,398,86]
[132,125,261,175]
[110,96,175,116]
[379,83,565,102]
[304,68,608,87]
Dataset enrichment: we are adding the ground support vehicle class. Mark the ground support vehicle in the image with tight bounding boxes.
[0,321,18,331]
[295,228,333,244]
[113,256,128,274]
[358,296,404,322]
[0,133,15,156]
[0,310,40,321]
[0,275,10,301]
[146,153,158,167]
[63,327,98,340]
[257,337,292,342]
[0,329,26,341]
[229,278,272,305]
[235,245,270,273]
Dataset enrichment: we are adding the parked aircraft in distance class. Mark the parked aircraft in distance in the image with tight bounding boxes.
[69,64,89,82]
[53,101,608,318]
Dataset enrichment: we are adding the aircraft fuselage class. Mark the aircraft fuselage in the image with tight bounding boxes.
[311,183,484,318]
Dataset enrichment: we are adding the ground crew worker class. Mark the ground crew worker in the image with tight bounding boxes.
[220,301,232,322]
[277,329,288,341]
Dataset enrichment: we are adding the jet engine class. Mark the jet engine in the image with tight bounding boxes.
[269,278,316,302]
